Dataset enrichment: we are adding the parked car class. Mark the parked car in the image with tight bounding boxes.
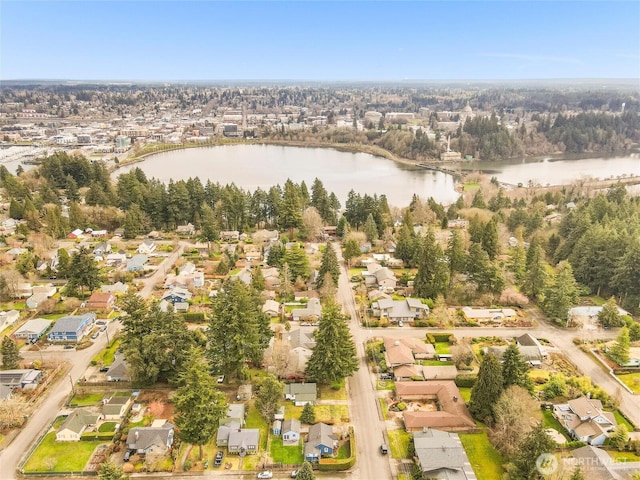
[217,375,225,384]
[397,320,404,327]
[379,373,394,380]
[99,366,109,372]
[291,470,298,478]
[124,449,132,462]
[214,450,224,467]
[257,472,273,479]
[380,444,388,455]
[63,345,75,350]
[91,332,100,339]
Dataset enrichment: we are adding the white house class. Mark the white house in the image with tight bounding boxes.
[553,396,617,446]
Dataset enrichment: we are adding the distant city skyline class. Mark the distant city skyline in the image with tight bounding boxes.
[1,1,639,81]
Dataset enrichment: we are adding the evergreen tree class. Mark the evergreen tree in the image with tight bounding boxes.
[542,261,579,324]
[608,327,630,366]
[336,216,350,238]
[467,243,504,294]
[267,242,285,268]
[284,245,310,282]
[501,343,534,393]
[280,179,303,231]
[629,322,640,342]
[123,203,147,239]
[208,280,272,379]
[255,374,284,423]
[56,248,71,278]
[414,233,449,299]
[522,238,547,300]
[598,297,625,327]
[296,461,315,480]
[394,224,416,266]
[469,353,503,424]
[98,462,129,480]
[215,258,230,275]
[317,243,340,290]
[505,423,556,480]
[363,213,379,242]
[173,349,228,460]
[305,301,358,384]
[66,246,102,297]
[343,238,361,267]
[199,203,220,242]
[471,190,487,209]
[1,337,21,370]
[300,403,316,424]
[481,218,499,260]
[250,267,266,293]
[446,229,466,277]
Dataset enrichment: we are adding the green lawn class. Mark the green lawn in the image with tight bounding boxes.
[387,430,411,459]
[613,410,634,431]
[608,450,640,462]
[69,393,105,406]
[434,342,451,354]
[245,404,269,450]
[314,405,349,424]
[22,432,103,472]
[376,380,394,390]
[458,387,472,404]
[284,404,304,421]
[459,432,504,480]
[616,372,640,394]
[421,359,454,366]
[542,410,570,440]
[318,383,347,400]
[379,398,389,420]
[98,422,118,432]
[91,339,121,366]
[269,436,304,464]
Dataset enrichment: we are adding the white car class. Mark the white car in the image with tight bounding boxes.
[257,472,273,479]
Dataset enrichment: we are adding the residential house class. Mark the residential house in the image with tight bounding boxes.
[127,254,148,272]
[230,269,252,285]
[102,394,132,420]
[93,242,112,256]
[383,337,436,369]
[220,231,240,242]
[422,365,459,381]
[56,409,100,441]
[304,423,337,461]
[262,300,281,318]
[461,307,517,324]
[393,364,424,381]
[487,345,543,366]
[291,298,322,322]
[413,428,477,480]
[85,292,116,311]
[47,313,96,343]
[127,420,175,455]
[516,333,548,360]
[447,218,469,229]
[252,229,279,245]
[91,230,108,238]
[282,418,301,445]
[32,284,56,297]
[372,298,430,323]
[571,445,640,480]
[6,247,28,258]
[221,404,246,427]
[176,223,195,236]
[216,421,241,447]
[101,282,129,295]
[284,383,317,406]
[137,239,157,254]
[228,429,260,455]
[0,369,42,390]
[262,267,281,290]
[395,381,476,432]
[13,282,33,299]
[68,228,84,239]
[161,287,192,304]
[237,384,253,401]
[13,318,52,342]
[273,419,282,435]
[0,310,20,333]
[106,355,131,382]
[553,396,617,445]
[26,293,49,310]
[0,385,13,401]
[294,290,320,302]
[106,251,127,267]
[374,267,397,292]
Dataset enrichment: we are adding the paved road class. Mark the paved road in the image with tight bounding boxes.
[0,244,185,479]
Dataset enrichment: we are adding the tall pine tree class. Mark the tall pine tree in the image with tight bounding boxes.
[469,353,503,424]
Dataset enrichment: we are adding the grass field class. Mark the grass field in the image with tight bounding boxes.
[387,430,411,459]
[314,405,349,424]
[542,410,570,440]
[245,404,269,450]
[608,450,640,462]
[616,372,640,394]
[98,422,118,432]
[613,410,634,430]
[69,393,104,406]
[459,431,504,480]
[318,383,347,400]
[269,436,304,464]
[91,339,121,366]
[434,342,451,354]
[22,432,103,472]
[458,387,472,404]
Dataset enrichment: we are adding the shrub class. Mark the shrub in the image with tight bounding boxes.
[455,374,478,388]
[183,312,205,322]
[397,402,407,411]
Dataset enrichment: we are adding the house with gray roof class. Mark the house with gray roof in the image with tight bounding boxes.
[304,423,337,461]
[0,369,42,390]
[228,428,260,455]
[487,345,544,365]
[413,429,476,480]
[0,310,19,333]
[127,420,175,455]
[13,318,52,341]
[284,383,317,406]
[553,396,617,445]
[282,418,301,445]
[127,254,149,272]
[56,408,100,441]
[291,298,322,322]
[106,355,131,382]
[47,313,95,343]
[372,298,430,323]
[102,394,132,420]
[571,445,640,480]
[221,403,246,427]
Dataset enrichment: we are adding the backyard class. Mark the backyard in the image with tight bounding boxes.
[269,436,304,464]
[459,431,504,480]
[22,432,103,473]
[387,429,411,459]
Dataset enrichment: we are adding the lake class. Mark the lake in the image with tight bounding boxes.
[114,144,461,208]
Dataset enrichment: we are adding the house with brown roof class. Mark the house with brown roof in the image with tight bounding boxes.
[553,396,617,445]
[395,381,475,432]
[461,307,517,324]
[85,292,116,311]
[383,337,436,368]
[422,365,459,381]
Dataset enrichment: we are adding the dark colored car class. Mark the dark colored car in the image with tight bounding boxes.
[214,450,224,466]
[379,373,394,380]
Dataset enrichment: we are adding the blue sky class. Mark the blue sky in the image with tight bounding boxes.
[1,1,639,81]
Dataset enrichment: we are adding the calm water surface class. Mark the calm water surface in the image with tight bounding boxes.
[116,145,640,207]
[115,145,460,207]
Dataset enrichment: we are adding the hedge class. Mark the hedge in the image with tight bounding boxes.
[80,432,115,441]
[426,333,454,344]
[455,374,478,388]
[183,312,206,322]
[319,426,355,471]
